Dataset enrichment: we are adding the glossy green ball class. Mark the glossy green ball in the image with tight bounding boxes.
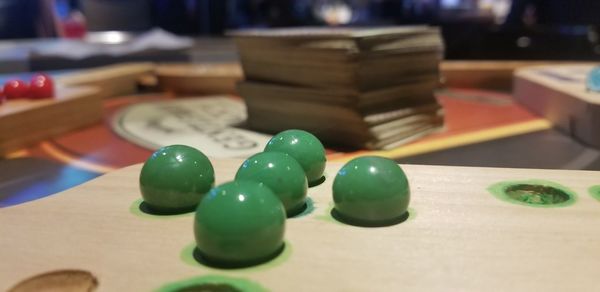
[139,145,214,213]
[333,156,410,226]
[194,180,286,266]
[235,152,308,216]
[264,129,326,186]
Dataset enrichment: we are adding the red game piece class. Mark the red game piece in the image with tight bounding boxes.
[29,74,54,99]
[3,80,29,99]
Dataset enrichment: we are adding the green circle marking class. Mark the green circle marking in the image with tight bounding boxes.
[289,197,315,219]
[129,198,193,219]
[180,241,292,272]
[156,274,268,292]
[589,185,600,201]
[488,180,576,208]
[315,203,417,226]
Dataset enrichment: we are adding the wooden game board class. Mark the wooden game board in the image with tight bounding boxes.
[441,61,583,90]
[0,86,101,155]
[155,63,243,95]
[56,63,155,98]
[514,63,600,148]
[2,159,600,291]
[0,62,158,157]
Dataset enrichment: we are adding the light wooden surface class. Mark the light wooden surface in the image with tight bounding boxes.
[155,63,243,95]
[441,60,585,90]
[2,159,600,291]
[514,63,600,148]
[146,60,575,93]
[0,63,156,155]
[56,63,155,98]
[0,86,102,155]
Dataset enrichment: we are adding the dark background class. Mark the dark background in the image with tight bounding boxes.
[1,0,600,60]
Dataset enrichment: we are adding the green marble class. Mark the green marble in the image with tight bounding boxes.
[235,152,308,216]
[194,180,286,267]
[139,145,214,214]
[333,156,410,226]
[264,129,326,186]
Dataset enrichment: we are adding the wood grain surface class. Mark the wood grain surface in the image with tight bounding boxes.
[56,63,155,98]
[1,159,600,291]
[441,60,585,90]
[155,63,242,95]
[0,86,102,155]
[514,63,600,148]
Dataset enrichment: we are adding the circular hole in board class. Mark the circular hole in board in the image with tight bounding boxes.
[138,201,196,216]
[180,241,292,272]
[504,184,572,206]
[330,208,410,227]
[129,199,194,219]
[166,283,241,292]
[308,175,326,188]
[156,275,268,292]
[8,269,98,292]
[192,243,286,269]
[488,180,576,208]
[288,197,315,219]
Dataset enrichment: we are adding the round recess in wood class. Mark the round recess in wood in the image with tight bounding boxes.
[489,180,576,207]
[9,269,98,292]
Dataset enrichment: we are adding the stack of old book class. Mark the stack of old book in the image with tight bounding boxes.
[231,26,444,149]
